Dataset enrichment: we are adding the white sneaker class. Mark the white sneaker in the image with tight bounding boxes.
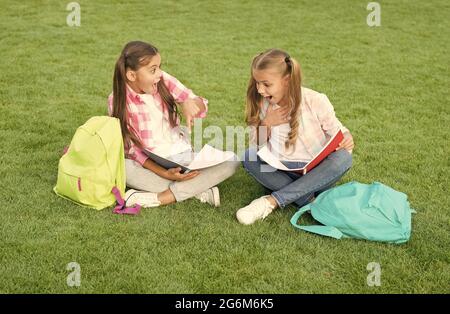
[124,189,161,208]
[195,187,220,207]
[236,196,276,225]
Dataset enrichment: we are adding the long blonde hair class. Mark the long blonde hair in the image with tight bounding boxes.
[246,48,302,149]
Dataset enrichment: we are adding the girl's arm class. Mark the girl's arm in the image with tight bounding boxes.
[142,158,171,178]
[180,97,206,130]
[162,71,208,116]
[142,158,199,181]
[316,93,348,136]
[191,96,206,112]
[336,131,354,153]
[315,93,354,153]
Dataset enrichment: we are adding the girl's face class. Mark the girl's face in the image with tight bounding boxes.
[127,53,162,95]
[253,68,289,106]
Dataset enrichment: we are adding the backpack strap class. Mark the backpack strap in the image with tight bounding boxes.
[111,187,141,215]
[290,204,344,239]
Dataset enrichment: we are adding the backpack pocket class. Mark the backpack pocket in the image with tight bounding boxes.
[56,170,92,202]
[364,183,399,225]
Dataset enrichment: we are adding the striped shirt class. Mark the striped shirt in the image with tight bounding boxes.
[108,71,208,165]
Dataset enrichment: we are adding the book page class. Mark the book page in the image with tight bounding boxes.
[257,146,305,171]
[257,129,343,173]
[187,144,236,170]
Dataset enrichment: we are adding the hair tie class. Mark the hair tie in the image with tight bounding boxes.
[285,55,291,64]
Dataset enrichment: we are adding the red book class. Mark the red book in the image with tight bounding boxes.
[257,129,344,175]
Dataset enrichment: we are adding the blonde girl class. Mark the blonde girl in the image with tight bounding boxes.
[237,48,354,225]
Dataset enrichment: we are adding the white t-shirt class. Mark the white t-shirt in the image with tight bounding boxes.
[260,101,313,162]
[140,94,192,158]
[259,87,348,162]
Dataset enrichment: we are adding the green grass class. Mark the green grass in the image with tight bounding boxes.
[0,0,449,293]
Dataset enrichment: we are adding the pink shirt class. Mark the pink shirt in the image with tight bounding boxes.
[108,71,208,165]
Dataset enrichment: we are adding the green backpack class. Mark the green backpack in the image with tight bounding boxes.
[53,116,140,214]
[290,181,415,244]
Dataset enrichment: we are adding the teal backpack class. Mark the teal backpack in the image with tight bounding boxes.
[290,181,415,244]
[53,116,140,214]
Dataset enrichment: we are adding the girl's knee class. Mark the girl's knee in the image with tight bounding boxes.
[331,149,353,172]
[241,147,258,171]
[211,154,240,179]
[225,156,240,176]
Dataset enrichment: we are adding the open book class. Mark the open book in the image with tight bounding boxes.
[257,129,344,175]
[144,144,236,173]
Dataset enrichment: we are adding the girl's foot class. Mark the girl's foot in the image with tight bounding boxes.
[195,187,220,207]
[236,196,276,225]
[125,189,161,208]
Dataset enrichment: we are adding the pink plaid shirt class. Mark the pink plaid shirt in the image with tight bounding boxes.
[108,71,208,165]
[257,87,350,161]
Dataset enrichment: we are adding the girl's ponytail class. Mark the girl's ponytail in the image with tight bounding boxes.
[112,53,143,150]
[285,56,302,150]
[158,79,179,128]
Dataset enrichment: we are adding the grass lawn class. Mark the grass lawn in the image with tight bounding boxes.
[0,0,449,293]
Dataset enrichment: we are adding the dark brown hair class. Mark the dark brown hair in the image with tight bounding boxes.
[112,41,180,149]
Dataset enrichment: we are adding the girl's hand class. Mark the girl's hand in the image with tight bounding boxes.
[261,104,291,128]
[337,131,354,153]
[180,98,201,131]
[165,167,200,181]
